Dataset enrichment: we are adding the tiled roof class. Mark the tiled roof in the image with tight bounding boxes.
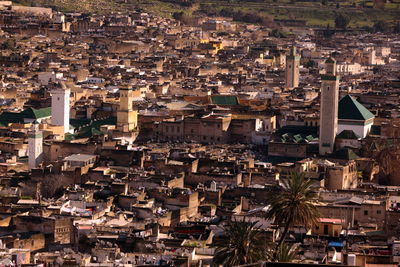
[338,95,374,121]
[0,107,51,124]
[0,112,24,124]
[336,130,360,139]
[210,95,238,105]
[329,148,359,160]
[20,107,52,119]
[75,117,117,138]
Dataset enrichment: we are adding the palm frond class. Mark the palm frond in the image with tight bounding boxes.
[213,219,266,266]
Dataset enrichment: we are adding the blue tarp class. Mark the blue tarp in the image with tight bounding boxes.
[328,241,344,247]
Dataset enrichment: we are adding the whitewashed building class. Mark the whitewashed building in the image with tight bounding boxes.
[337,95,374,139]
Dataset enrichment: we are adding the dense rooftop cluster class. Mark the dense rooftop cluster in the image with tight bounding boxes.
[0,1,399,266]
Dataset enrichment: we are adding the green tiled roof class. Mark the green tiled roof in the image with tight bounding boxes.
[338,95,374,121]
[305,135,314,142]
[0,107,51,124]
[70,118,91,128]
[326,57,335,64]
[20,107,52,119]
[321,75,338,81]
[329,148,359,160]
[74,117,117,138]
[293,134,302,143]
[210,95,238,106]
[0,112,24,124]
[337,130,360,139]
[64,133,77,141]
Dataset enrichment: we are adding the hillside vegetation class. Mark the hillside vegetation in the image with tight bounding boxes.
[13,0,400,29]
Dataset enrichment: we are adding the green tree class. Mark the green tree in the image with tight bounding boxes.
[394,21,400,33]
[213,220,266,266]
[2,38,16,50]
[335,13,350,29]
[266,172,320,257]
[172,11,184,21]
[270,28,287,38]
[266,242,299,263]
[373,20,387,32]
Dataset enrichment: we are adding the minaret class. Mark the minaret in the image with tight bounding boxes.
[51,83,70,133]
[117,87,138,132]
[28,122,43,170]
[319,58,339,155]
[285,47,300,89]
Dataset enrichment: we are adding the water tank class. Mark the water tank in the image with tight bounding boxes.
[347,253,356,266]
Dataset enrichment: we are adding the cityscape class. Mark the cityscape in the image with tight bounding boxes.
[0,0,399,266]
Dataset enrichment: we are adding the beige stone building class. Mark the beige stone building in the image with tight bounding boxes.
[117,87,138,132]
[285,47,300,89]
[319,58,339,155]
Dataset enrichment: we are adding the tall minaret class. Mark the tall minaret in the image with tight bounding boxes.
[285,47,300,89]
[319,58,339,155]
[51,83,70,133]
[28,122,43,170]
[117,87,138,132]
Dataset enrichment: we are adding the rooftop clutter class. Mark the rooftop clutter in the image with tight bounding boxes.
[0,1,398,266]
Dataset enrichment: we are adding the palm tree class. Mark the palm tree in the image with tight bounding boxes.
[265,242,299,263]
[266,172,320,256]
[213,219,266,266]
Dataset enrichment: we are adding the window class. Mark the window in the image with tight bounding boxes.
[323,225,329,235]
[364,210,368,216]
[377,210,382,214]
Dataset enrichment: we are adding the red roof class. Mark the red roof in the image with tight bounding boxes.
[319,218,343,224]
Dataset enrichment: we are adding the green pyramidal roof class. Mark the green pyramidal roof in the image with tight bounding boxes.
[211,95,238,105]
[337,130,360,139]
[338,95,374,121]
[330,148,359,160]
